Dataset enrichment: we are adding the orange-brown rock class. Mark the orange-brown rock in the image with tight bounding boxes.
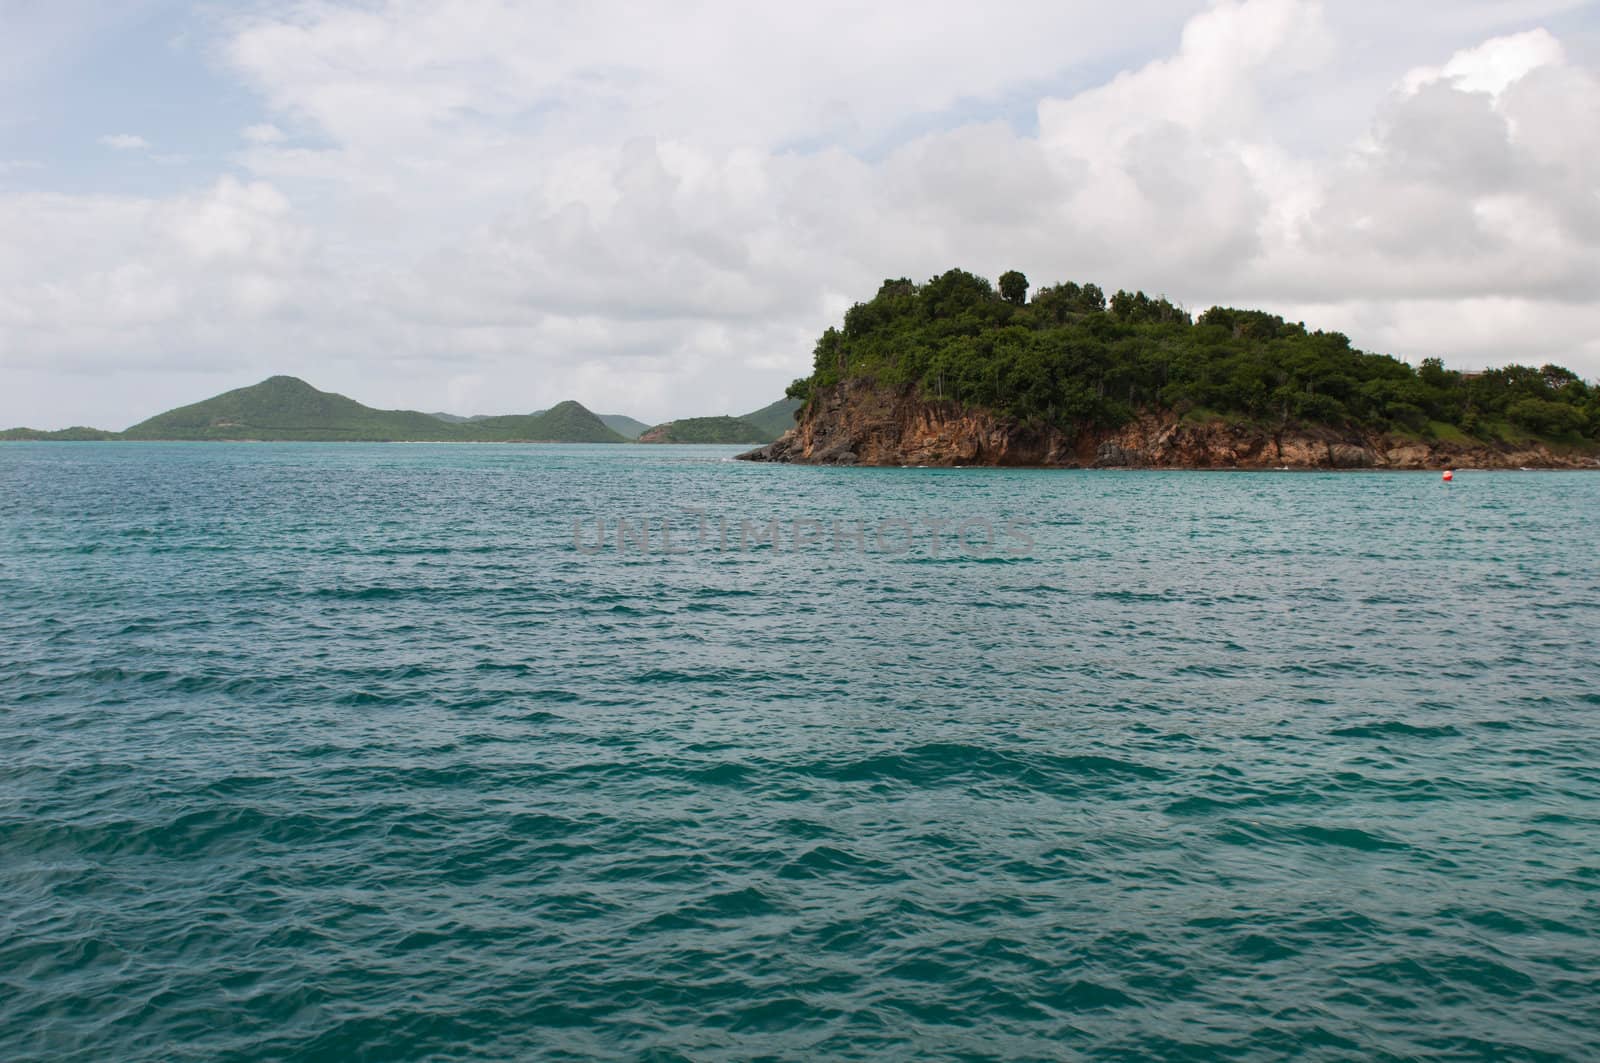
[737,380,1600,470]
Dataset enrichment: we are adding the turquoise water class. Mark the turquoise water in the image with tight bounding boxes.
[2,443,1597,1061]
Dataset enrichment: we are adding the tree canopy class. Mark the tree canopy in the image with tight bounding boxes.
[998,270,1028,307]
[786,269,1600,444]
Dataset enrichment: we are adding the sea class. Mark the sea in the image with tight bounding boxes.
[2,442,1597,1061]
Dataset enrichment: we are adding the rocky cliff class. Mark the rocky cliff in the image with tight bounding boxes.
[738,380,1600,469]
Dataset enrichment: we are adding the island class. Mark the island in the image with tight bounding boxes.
[1,376,796,445]
[740,269,1600,469]
[638,416,771,444]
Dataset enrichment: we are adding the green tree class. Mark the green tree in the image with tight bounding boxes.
[999,270,1029,307]
[1509,398,1586,436]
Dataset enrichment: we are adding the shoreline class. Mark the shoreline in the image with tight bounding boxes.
[740,458,1600,472]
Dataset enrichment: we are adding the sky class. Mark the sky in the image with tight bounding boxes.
[2,0,1598,429]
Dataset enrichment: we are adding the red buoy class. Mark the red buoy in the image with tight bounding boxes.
[1442,469,1454,482]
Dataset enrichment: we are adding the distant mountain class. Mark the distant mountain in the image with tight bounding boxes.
[632,399,797,444]
[25,376,631,443]
[0,426,118,441]
[738,398,802,439]
[598,414,651,440]
[467,401,626,443]
[120,377,456,441]
[432,407,642,438]
[2,378,790,445]
[637,416,773,444]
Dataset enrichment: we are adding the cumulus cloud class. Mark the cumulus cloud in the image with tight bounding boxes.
[1400,28,1566,96]
[0,178,320,373]
[222,0,1187,153]
[1249,29,1600,315]
[4,0,1600,427]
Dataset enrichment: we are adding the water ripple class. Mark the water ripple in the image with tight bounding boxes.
[2,444,1598,1060]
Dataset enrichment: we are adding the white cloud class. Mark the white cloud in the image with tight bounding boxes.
[1401,28,1566,97]
[221,0,1187,153]
[97,133,151,151]
[1247,29,1600,309]
[0,178,321,376]
[5,0,1600,428]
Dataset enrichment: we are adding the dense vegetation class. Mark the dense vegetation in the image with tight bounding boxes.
[786,269,1600,445]
[640,416,774,444]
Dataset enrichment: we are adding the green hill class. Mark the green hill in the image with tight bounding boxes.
[433,407,644,438]
[468,401,626,442]
[598,414,651,440]
[629,400,796,444]
[738,398,801,439]
[120,376,458,441]
[82,377,625,443]
[638,415,773,444]
[3,377,788,445]
[0,426,118,440]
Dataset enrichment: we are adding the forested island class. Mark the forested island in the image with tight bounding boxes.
[744,269,1600,468]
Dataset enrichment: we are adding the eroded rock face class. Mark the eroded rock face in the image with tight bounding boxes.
[1328,444,1373,469]
[743,380,1070,466]
[737,381,1600,470]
